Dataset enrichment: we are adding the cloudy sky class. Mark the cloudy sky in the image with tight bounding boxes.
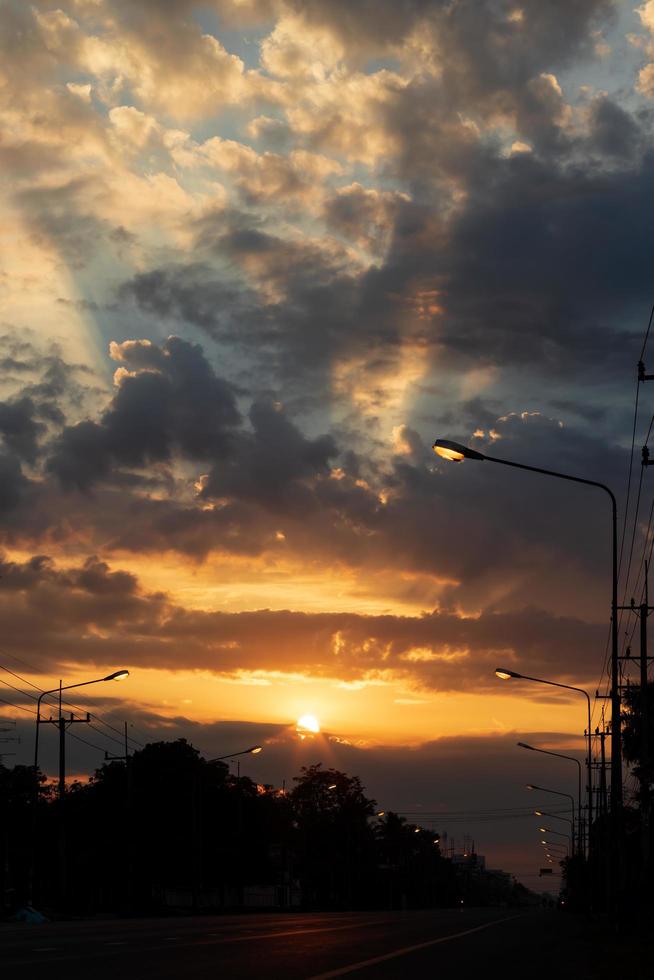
[2,0,654,885]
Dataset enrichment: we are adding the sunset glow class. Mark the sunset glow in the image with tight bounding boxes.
[0,0,648,895]
[296,715,321,734]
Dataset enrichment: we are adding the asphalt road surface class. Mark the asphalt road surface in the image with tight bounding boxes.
[0,907,650,979]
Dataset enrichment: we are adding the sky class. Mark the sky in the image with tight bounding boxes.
[2,0,654,888]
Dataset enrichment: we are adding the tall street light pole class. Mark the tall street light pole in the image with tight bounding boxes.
[497,667,593,851]
[527,784,575,838]
[518,741,582,853]
[206,746,263,909]
[433,439,620,895]
[34,669,130,776]
[527,783,575,824]
[538,826,572,850]
[534,809,574,831]
[208,745,263,767]
[31,669,129,905]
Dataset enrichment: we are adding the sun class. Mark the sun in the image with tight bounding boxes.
[296,714,321,734]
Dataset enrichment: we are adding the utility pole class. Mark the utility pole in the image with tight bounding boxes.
[599,727,608,818]
[39,682,91,903]
[640,563,651,874]
[619,559,654,881]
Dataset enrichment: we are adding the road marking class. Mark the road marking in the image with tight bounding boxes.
[33,947,57,952]
[306,915,523,979]
[207,919,383,945]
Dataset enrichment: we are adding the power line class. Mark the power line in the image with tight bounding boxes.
[0,658,144,750]
[67,728,110,755]
[0,696,36,715]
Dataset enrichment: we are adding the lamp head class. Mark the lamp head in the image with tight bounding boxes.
[376,810,385,817]
[432,439,485,462]
[517,741,534,750]
[247,745,263,754]
[104,669,129,682]
[496,667,521,680]
[328,783,337,791]
[526,784,536,791]
[534,810,543,816]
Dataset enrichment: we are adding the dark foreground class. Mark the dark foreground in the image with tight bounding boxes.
[1,907,651,980]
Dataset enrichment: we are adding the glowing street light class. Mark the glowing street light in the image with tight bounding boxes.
[539,826,572,848]
[519,742,582,854]
[526,784,575,852]
[497,666,593,848]
[434,436,620,889]
[534,809,573,829]
[34,669,131,782]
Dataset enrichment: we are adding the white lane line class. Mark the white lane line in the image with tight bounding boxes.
[306,914,524,979]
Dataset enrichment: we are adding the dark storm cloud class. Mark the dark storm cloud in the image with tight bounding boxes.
[431,149,652,374]
[47,336,241,490]
[120,215,411,390]
[200,398,337,511]
[31,372,630,624]
[121,134,653,395]
[0,453,31,515]
[0,397,46,464]
[0,551,604,690]
[279,0,613,73]
[119,264,255,338]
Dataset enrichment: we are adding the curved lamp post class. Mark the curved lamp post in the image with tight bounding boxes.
[534,809,574,830]
[526,784,576,854]
[34,669,130,777]
[209,745,263,778]
[31,668,129,906]
[497,667,593,846]
[433,439,620,842]
[519,741,582,853]
[538,826,572,849]
[209,746,263,763]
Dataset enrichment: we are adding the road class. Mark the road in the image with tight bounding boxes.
[0,907,650,979]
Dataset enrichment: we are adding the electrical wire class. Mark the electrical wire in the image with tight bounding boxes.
[0,657,144,749]
[0,696,36,715]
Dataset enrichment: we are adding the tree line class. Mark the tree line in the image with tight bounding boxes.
[0,738,531,915]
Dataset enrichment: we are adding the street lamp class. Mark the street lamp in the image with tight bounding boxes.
[209,746,263,762]
[526,784,575,851]
[34,669,131,785]
[31,668,130,906]
[209,745,263,779]
[497,667,593,843]
[518,741,582,853]
[534,809,573,830]
[433,438,620,868]
[538,826,572,848]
